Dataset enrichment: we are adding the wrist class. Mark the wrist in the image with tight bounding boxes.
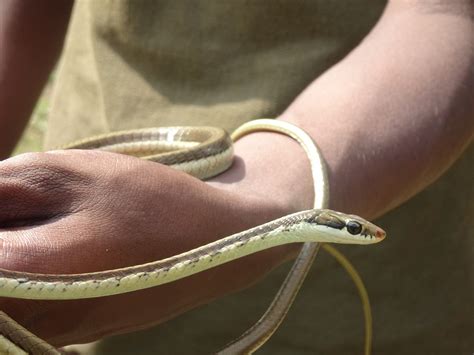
[208,126,315,215]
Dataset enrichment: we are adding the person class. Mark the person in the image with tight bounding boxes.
[0,0,472,353]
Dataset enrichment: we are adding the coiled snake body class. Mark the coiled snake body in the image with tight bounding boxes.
[0,120,385,354]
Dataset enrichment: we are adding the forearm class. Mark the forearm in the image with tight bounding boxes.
[212,1,473,220]
[0,0,73,159]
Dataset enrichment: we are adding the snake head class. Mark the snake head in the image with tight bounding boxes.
[307,209,386,245]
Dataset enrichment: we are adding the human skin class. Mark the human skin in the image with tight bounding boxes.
[0,0,473,347]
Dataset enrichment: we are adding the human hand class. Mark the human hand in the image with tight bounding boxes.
[0,150,293,346]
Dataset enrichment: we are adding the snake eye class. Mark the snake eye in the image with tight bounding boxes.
[346,221,362,235]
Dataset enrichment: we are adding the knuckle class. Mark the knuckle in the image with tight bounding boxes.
[0,153,92,210]
[2,153,85,190]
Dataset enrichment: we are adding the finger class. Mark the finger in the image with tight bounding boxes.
[0,153,85,226]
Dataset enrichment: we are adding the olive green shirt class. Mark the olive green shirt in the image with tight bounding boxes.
[48,1,473,354]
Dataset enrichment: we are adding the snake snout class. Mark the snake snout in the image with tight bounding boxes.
[375,228,386,241]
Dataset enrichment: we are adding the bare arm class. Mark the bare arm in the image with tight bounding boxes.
[0,0,73,158]
[0,0,472,346]
[213,0,474,219]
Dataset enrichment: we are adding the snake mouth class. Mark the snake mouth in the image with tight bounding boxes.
[375,228,386,240]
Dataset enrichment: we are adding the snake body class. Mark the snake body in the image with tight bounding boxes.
[0,121,385,354]
[0,209,383,301]
[59,126,234,180]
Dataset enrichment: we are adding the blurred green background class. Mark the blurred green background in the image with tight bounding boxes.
[13,76,54,155]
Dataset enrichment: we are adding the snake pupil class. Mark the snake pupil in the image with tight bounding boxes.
[346,221,362,235]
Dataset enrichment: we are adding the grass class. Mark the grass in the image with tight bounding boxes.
[13,77,53,155]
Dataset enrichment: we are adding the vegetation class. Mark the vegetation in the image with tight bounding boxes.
[13,78,53,155]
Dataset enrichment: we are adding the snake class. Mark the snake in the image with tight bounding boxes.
[0,120,385,354]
